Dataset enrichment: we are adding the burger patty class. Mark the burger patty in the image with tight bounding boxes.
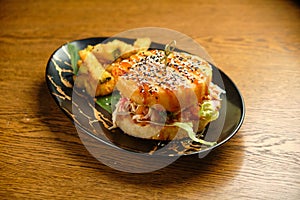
[111,50,212,112]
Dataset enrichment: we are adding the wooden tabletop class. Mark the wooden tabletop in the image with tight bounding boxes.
[1,0,299,199]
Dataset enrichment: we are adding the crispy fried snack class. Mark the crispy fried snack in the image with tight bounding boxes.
[75,38,151,96]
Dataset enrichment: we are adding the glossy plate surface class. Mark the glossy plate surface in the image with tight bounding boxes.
[46,37,245,157]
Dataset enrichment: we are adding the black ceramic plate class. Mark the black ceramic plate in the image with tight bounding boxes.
[46,37,245,157]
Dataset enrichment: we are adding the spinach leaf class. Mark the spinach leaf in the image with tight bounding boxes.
[67,43,80,75]
[95,91,121,114]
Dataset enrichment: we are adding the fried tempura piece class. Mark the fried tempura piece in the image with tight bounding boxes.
[75,38,151,97]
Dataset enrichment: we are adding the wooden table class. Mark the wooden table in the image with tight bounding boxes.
[1,0,299,199]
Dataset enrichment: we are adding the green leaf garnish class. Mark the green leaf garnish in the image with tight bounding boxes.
[199,100,219,121]
[67,43,80,75]
[95,92,121,114]
[162,40,176,70]
[172,122,217,146]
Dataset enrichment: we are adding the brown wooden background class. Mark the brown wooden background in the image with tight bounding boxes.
[0,0,299,199]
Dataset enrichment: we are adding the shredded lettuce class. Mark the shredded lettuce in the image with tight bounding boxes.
[199,100,219,121]
[67,43,80,75]
[173,122,217,146]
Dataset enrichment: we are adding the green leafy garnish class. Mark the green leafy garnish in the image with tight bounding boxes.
[67,43,80,75]
[173,122,217,146]
[162,40,176,69]
[95,92,121,114]
[199,100,219,121]
[164,40,176,57]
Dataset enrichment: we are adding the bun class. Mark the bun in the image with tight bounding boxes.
[115,114,209,140]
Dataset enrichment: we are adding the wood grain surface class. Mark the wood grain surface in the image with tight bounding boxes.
[0,0,299,199]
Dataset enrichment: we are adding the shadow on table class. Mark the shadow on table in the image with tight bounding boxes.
[289,0,300,7]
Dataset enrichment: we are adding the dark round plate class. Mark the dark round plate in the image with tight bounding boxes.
[46,37,245,157]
